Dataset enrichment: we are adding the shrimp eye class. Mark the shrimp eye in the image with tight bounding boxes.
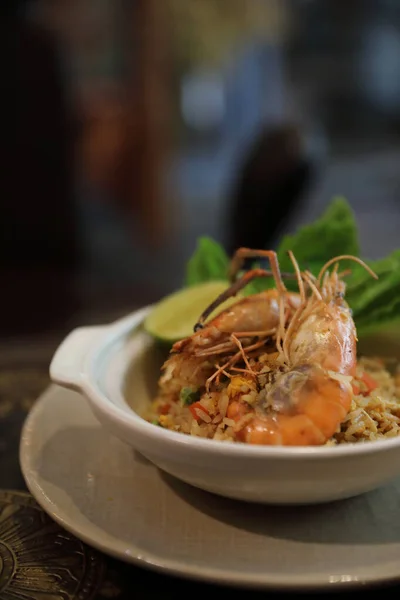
[194,323,204,332]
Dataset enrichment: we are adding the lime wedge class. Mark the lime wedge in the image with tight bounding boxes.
[144,280,241,343]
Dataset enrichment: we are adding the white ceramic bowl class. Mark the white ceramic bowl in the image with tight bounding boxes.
[49,306,400,505]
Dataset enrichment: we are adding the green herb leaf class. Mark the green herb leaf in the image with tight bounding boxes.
[185,236,230,287]
[180,387,201,406]
[356,295,400,336]
[242,196,360,295]
[346,250,400,317]
[277,196,360,274]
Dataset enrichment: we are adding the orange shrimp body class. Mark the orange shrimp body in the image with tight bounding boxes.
[158,288,299,397]
[172,289,301,358]
[235,293,357,446]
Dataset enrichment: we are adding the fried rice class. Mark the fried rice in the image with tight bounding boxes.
[144,354,400,445]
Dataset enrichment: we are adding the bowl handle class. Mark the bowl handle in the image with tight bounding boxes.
[49,326,107,392]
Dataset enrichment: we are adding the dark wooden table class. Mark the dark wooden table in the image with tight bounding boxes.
[0,273,399,599]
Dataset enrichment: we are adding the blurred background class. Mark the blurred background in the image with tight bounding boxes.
[4,0,400,338]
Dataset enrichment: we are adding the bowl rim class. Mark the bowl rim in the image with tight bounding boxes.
[70,306,400,460]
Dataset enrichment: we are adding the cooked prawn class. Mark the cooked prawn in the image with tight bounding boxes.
[231,252,378,446]
[167,251,302,391]
[157,250,301,396]
[174,250,301,353]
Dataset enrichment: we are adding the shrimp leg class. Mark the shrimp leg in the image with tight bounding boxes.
[228,248,286,294]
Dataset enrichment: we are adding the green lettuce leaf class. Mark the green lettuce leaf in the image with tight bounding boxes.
[356,295,400,336]
[277,196,360,274]
[185,236,229,287]
[244,196,359,294]
[346,250,400,318]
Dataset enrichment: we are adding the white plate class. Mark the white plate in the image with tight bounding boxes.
[19,384,400,591]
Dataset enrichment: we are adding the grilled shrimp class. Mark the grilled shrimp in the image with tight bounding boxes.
[159,288,300,394]
[159,248,300,393]
[159,252,301,393]
[173,250,301,359]
[172,287,301,357]
[232,253,378,446]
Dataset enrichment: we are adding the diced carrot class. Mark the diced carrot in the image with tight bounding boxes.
[189,402,209,422]
[158,403,171,415]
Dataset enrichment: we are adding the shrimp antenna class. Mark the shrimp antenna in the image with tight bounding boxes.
[287,250,305,303]
[286,252,322,302]
[302,272,323,301]
[193,268,297,331]
[317,255,378,286]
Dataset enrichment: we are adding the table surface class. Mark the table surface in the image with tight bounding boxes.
[0,279,399,599]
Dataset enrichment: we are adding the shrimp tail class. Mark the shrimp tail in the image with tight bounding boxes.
[236,364,352,445]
